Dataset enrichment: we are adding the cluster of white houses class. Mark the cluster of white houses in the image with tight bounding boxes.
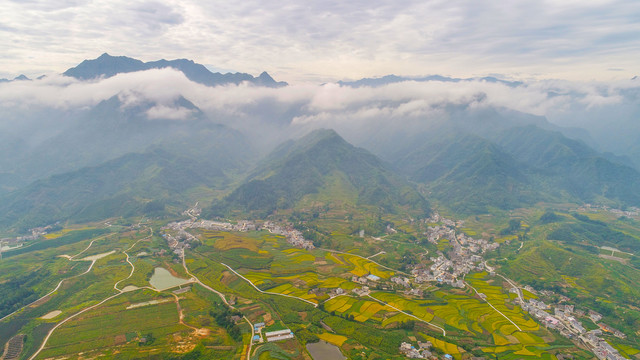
[411,215,499,288]
[262,221,315,250]
[522,292,629,359]
[163,218,315,252]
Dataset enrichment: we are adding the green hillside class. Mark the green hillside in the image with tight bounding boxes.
[208,129,430,218]
[396,134,540,214]
[493,125,640,205]
[389,125,640,215]
[0,127,253,231]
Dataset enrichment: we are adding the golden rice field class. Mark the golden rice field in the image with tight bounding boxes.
[324,296,393,322]
[205,231,261,252]
[195,230,551,358]
[521,288,538,300]
[44,227,95,239]
[267,283,319,303]
[609,342,640,357]
[494,235,518,244]
[381,313,414,327]
[341,254,393,278]
[326,252,345,265]
[420,334,461,358]
[371,292,435,322]
[317,333,348,346]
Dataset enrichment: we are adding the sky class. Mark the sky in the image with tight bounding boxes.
[1,0,639,83]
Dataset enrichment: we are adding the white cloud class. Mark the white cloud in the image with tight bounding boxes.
[0,68,637,131]
[146,104,194,120]
[1,0,639,82]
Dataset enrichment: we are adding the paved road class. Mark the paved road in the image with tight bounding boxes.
[495,273,525,305]
[366,294,446,336]
[367,251,385,259]
[0,233,112,323]
[319,248,411,276]
[483,262,525,306]
[114,232,153,291]
[28,291,125,360]
[465,281,523,332]
[29,228,202,360]
[182,251,255,360]
[221,263,318,308]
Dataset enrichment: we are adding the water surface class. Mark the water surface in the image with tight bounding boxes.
[149,267,190,290]
[306,341,345,360]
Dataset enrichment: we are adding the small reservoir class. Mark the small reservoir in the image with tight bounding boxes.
[306,341,345,360]
[149,267,190,291]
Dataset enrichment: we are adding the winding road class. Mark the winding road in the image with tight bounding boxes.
[366,294,447,336]
[464,280,523,332]
[181,250,255,360]
[0,233,113,323]
[220,263,318,308]
[27,229,178,360]
[319,248,411,276]
[114,230,153,292]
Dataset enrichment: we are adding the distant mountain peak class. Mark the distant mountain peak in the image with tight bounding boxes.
[256,71,287,87]
[63,54,287,87]
[338,74,522,88]
[300,128,341,143]
[0,74,31,83]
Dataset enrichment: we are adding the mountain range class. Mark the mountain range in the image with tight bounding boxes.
[338,74,523,88]
[1,54,640,232]
[63,53,287,87]
[386,125,640,214]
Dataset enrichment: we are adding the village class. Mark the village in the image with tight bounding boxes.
[0,223,62,259]
[521,290,629,359]
[392,213,632,360]
[409,213,499,289]
[162,216,315,257]
[398,339,448,359]
[578,204,640,219]
[162,207,632,360]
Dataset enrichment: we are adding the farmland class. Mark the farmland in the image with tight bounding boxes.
[0,225,245,360]
[186,228,587,359]
[2,207,637,360]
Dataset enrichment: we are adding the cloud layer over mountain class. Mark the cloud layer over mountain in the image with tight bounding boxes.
[0,69,635,123]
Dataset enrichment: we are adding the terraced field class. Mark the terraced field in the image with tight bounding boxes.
[39,291,185,358]
[420,334,462,359]
[187,229,589,358]
[370,293,436,324]
[324,296,393,323]
[341,253,394,278]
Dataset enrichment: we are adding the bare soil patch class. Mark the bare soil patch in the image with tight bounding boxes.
[114,334,127,345]
[40,310,62,320]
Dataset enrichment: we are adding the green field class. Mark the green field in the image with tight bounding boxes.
[4,208,637,360]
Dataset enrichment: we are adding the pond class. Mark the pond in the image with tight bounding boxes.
[148,267,190,291]
[306,341,345,360]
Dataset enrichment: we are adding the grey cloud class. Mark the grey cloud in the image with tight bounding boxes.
[129,2,185,28]
[2,0,640,81]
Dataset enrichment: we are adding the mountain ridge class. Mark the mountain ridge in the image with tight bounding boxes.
[63,53,287,87]
[387,125,640,214]
[208,129,430,218]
